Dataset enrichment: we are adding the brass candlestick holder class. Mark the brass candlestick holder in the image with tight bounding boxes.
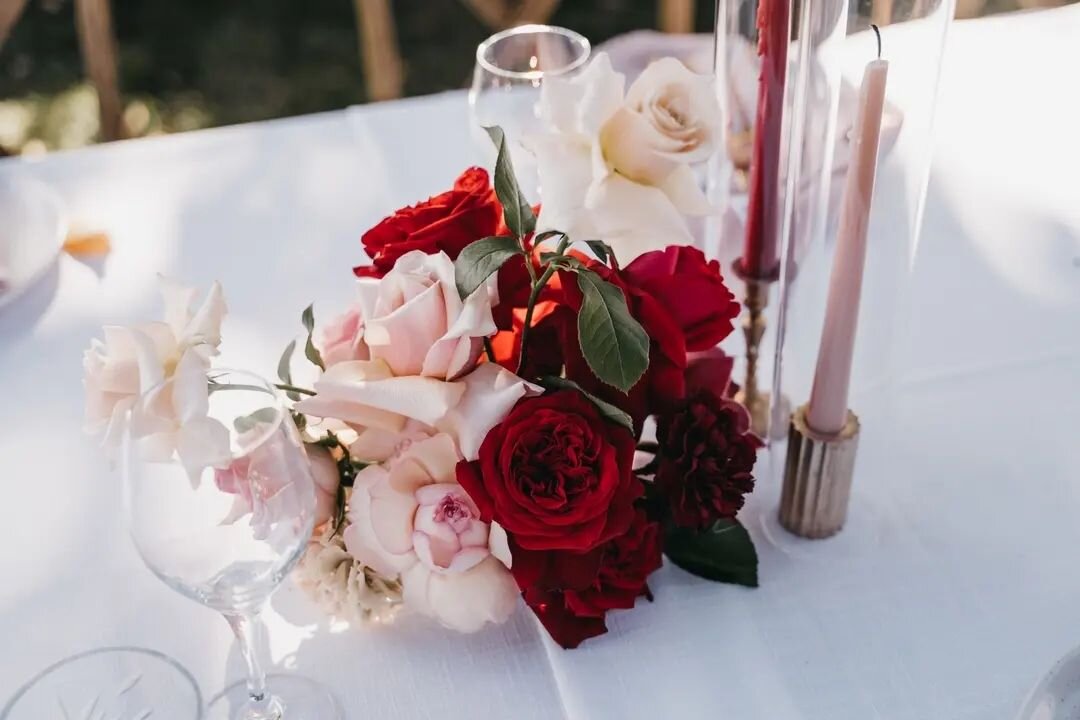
[731,261,777,438]
[779,404,861,539]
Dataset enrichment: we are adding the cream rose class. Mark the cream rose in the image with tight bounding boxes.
[600,58,720,193]
[344,434,517,632]
[530,53,722,260]
[356,250,496,381]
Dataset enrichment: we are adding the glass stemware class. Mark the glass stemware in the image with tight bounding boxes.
[468,24,590,196]
[122,368,338,720]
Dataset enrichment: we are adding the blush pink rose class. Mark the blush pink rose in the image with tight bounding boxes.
[356,250,497,381]
[319,308,369,367]
[344,433,517,632]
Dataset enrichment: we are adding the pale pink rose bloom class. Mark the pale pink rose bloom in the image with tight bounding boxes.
[307,444,342,529]
[356,250,497,381]
[319,308,369,367]
[344,433,517,633]
[213,425,318,540]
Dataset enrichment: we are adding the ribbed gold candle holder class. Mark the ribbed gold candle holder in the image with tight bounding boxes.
[778,404,860,539]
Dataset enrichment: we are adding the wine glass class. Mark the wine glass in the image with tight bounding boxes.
[1,646,202,720]
[469,24,591,197]
[123,368,338,720]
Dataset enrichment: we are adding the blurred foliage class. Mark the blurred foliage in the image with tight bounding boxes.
[0,0,1063,153]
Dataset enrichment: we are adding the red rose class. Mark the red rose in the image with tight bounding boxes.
[354,167,500,277]
[564,509,662,615]
[522,587,608,649]
[522,510,663,648]
[456,390,640,552]
[623,246,740,352]
[655,389,763,530]
[557,260,687,429]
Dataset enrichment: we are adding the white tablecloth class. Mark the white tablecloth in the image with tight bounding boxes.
[1,7,1078,719]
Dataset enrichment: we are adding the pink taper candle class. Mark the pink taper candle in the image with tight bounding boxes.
[806,56,889,435]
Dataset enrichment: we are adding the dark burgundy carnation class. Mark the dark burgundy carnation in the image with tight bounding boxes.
[354,167,500,277]
[655,389,763,530]
[456,390,641,553]
[521,510,663,648]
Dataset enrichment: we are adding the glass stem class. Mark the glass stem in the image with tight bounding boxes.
[225,610,278,719]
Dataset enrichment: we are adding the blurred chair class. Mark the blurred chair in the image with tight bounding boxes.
[659,0,696,33]
[0,0,124,141]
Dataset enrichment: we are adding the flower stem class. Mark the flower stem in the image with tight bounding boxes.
[516,264,557,376]
[483,337,497,364]
[275,382,316,397]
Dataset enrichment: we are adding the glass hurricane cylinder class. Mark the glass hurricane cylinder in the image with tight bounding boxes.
[739,0,954,545]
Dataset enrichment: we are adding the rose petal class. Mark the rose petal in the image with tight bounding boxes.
[419,556,519,633]
[436,363,542,461]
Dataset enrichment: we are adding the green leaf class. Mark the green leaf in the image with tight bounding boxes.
[664,519,759,587]
[233,407,280,434]
[455,235,522,299]
[301,304,325,370]
[277,339,299,400]
[533,229,565,245]
[485,126,536,238]
[537,376,634,433]
[575,269,650,393]
[584,240,609,264]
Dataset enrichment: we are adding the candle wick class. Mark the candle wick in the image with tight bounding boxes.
[870,24,882,58]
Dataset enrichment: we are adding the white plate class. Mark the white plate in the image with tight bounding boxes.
[1016,645,1080,720]
[0,178,67,310]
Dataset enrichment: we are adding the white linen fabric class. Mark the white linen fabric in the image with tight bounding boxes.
[1,7,1078,718]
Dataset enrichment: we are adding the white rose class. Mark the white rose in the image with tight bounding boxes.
[83,277,227,465]
[530,53,722,260]
[357,250,497,381]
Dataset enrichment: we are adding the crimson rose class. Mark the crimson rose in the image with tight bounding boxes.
[622,246,740,352]
[522,510,663,648]
[354,167,500,277]
[456,390,640,553]
[655,389,762,530]
[557,259,687,429]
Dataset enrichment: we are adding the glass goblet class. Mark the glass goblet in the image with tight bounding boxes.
[469,24,591,197]
[123,368,338,720]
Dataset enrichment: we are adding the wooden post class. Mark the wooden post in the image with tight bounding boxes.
[0,0,31,49]
[353,0,405,101]
[74,0,124,141]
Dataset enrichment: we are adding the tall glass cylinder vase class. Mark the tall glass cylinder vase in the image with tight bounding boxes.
[745,0,954,549]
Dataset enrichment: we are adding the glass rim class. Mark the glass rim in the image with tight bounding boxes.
[475,24,591,81]
[130,366,287,461]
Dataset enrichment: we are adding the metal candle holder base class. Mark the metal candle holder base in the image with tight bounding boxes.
[778,404,860,539]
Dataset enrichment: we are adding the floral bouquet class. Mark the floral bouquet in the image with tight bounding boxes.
[84,57,763,649]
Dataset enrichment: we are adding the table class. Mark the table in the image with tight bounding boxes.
[1,6,1078,719]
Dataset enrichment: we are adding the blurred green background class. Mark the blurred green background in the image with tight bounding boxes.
[0,0,1064,154]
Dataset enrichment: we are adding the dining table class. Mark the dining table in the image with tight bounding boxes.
[1,5,1078,719]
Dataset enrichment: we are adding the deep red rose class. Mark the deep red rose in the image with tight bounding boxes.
[354,167,500,277]
[523,587,608,649]
[557,260,687,429]
[564,509,662,615]
[522,510,663,648]
[622,246,741,352]
[655,389,763,530]
[456,390,640,552]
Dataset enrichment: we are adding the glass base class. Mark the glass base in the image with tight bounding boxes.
[0,646,202,720]
[205,674,340,720]
[758,492,883,561]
